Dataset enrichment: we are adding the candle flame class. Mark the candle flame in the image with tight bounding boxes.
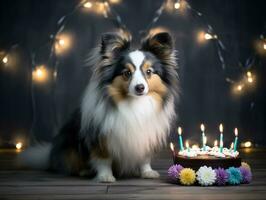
[185,141,189,148]
[230,142,234,149]
[214,140,218,147]
[219,124,223,133]
[170,142,174,151]
[234,128,238,136]
[178,127,182,135]
[200,123,205,132]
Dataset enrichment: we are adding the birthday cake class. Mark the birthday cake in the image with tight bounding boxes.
[167,125,252,186]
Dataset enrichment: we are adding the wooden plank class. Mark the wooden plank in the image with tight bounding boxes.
[0,148,266,200]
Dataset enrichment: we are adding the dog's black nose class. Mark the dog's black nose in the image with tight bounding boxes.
[135,84,145,94]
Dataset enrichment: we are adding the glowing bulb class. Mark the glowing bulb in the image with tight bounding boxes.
[247,77,253,83]
[32,65,48,83]
[214,140,218,147]
[174,2,181,9]
[178,127,182,135]
[219,124,223,133]
[58,39,65,46]
[2,56,8,64]
[247,71,252,77]
[237,85,243,91]
[200,123,205,132]
[83,2,92,8]
[36,69,43,77]
[109,0,121,4]
[170,142,174,151]
[244,141,252,148]
[263,43,266,50]
[16,142,23,150]
[55,34,72,55]
[234,128,238,137]
[204,33,213,40]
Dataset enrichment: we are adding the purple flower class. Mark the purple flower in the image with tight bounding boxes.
[168,164,184,182]
[215,168,229,186]
[239,166,252,184]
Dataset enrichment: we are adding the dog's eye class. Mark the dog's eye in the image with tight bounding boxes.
[146,69,152,76]
[123,70,132,79]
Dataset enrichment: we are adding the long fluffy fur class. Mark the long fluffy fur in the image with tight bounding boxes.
[20,31,179,179]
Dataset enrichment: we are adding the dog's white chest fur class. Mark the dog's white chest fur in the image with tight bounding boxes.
[102,96,174,171]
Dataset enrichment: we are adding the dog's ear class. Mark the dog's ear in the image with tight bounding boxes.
[141,32,174,59]
[100,32,131,59]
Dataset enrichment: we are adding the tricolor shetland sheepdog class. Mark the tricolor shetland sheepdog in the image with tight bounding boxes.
[20,31,179,182]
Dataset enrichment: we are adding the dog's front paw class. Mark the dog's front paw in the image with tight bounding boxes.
[141,170,160,179]
[94,174,116,183]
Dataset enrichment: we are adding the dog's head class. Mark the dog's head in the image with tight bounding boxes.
[93,31,178,105]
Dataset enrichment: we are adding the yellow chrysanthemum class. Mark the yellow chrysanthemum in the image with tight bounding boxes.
[241,162,251,171]
[179,168,196,185]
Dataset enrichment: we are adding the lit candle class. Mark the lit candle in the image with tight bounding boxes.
[234,128,238,152]
[186,141,190,152]
[178,127,184,151]
[200,124,206,151]
[203,136,207,150]
[170,142,175,157]
[219,124,223,153]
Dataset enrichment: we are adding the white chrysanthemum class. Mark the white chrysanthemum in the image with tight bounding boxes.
[196,166,216,186]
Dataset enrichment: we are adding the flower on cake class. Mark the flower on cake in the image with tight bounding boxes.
[215,167,229,186]
[196,166,216,186]
[167,164,184,182]
[179,168,196,185]
[239,166,252,184]
[226,167,242,185]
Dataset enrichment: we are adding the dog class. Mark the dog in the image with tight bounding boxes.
[20,31,179,182]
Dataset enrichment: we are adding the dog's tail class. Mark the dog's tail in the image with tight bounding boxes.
[17,143,52,170]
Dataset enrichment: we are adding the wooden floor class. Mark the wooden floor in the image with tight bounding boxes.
[0,148,266,200]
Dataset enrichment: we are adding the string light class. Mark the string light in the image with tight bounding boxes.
[198,31,218,43]
[83,1,92,8]
[263,43,266,50]
[16,142,23,150]
[247,77,253,83]
[32,65,49,83]
[108,0,121,4]
[247,71,252,77]
[174,1,181,9]
[55,34,72,55]
[2,55,8,64]
[237,85,243,91]
[82,1,108,16]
